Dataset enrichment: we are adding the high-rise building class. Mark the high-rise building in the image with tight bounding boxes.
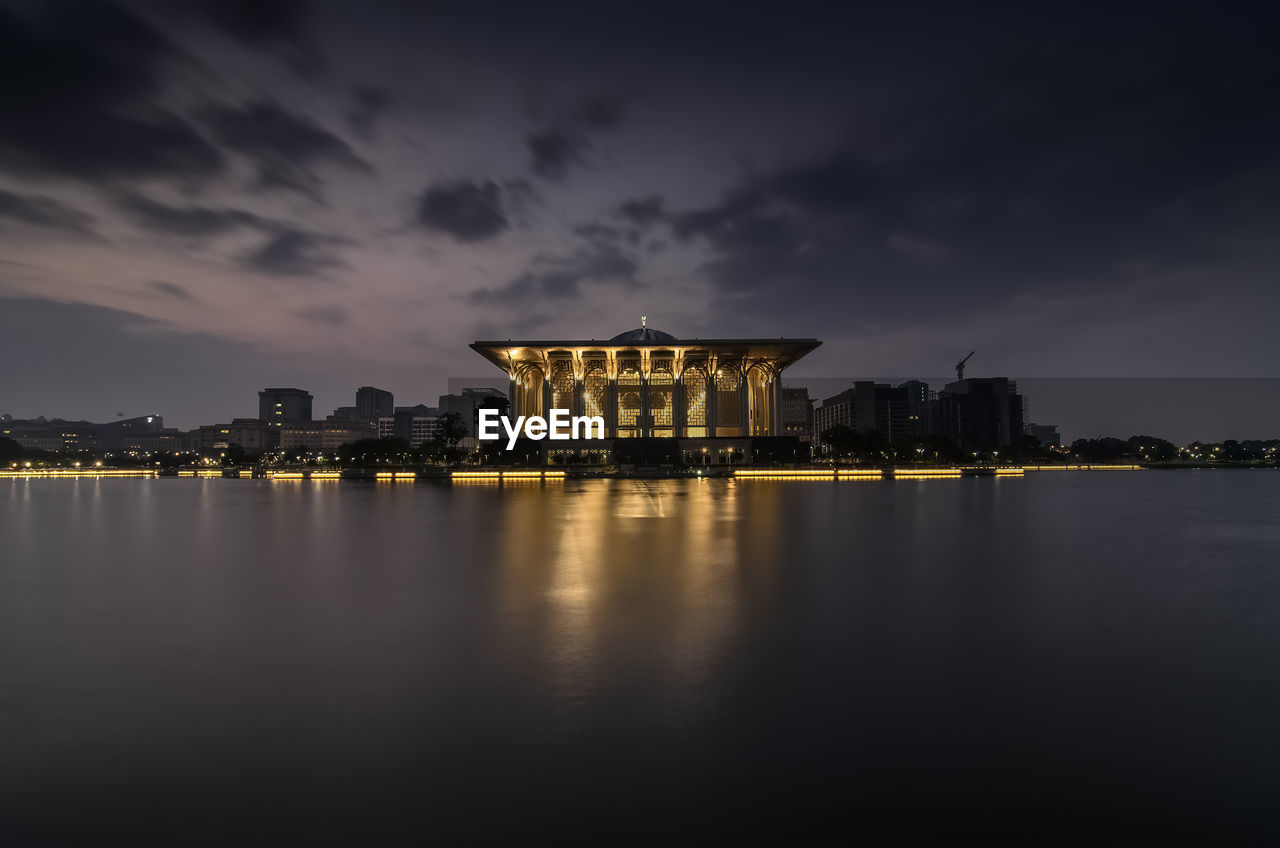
[438,388,509,442]
[932,378,1024,449]
[899,380,932,438]
[814,381,930,444]
[780,387,814,441]
[259,388,313,427]
[356,387,394,422]
[384,404,440,447]
[227,418,279,452]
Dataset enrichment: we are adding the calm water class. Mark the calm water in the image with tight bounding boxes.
[2,473,1278,843]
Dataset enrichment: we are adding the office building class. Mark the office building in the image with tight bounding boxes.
[932,378,1024,449]
[259,388,313,427]
[780,387,814,441]
[356,387,394,422]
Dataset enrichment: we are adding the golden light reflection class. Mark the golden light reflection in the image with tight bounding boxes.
[487,479,748,725]
[893,469,962,479]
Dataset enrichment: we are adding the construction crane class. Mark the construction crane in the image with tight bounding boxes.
[955,351,975,381]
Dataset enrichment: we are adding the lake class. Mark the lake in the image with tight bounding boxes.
[2,473,1278,843]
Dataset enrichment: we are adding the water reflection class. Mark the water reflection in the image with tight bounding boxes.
[482,480,765,723]
[3,475,1280,843]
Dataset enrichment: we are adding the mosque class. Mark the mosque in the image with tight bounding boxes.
[470,321,820,464]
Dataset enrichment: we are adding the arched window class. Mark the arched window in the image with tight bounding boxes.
[746,364,772,436]
[650,360,674,437]
[715,364,742,436]
[616,360,642,438]
[682,366,707,438]
[583,360,607,420]
[550,358,574,412]
[515,365,545,418]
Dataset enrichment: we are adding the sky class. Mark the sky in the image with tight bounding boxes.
[1,0,1278,433]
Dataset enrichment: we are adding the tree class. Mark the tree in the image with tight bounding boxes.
[819,424,859,459]
[0,436,23,463]
[336,437,412,466]
[1126,435,1177,462]
[223,443,247,466]
[1070,437,1126,461]
[435,412,468,449]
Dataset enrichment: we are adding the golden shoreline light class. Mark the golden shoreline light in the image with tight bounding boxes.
[4,464,1147,483]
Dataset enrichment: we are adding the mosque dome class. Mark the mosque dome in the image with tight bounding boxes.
[610,326,678,343]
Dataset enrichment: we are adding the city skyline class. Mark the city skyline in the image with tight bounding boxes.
[2,1,1279,432]
[6,374,1280,447]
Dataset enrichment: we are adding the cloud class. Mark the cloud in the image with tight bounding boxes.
[527,128,586,181]
[200,100,372,201]
[293,304,347,325]
[0,295,280,426]
[146,280,197,301]
[346,84,395,141]
[0,2,223,185]
[659,32,1280,331]
[112,191,270,238]
[572,221,626,242]
[571,94,626,132]
[0,189,97,236]
[414,179,516,242]
[191,0,325,75]
[526,93,626,181]
[468,242,639,306]
[240,229,350,276]
[616,196,666,228]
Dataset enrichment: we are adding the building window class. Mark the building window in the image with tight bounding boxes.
[682,366,707,438]
[550,358,574,411]
[650,360,674,436]
[583,360,606,420]
[617,360,642,437]
[716,365,742,435]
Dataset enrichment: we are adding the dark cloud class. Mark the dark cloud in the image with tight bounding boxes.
[0,189,96,236]
[526,92,626,180]
[573,219,642,248]
[415,179,512,242]
[112,191,269,237]
[660,28,1280,330]
[240,229,350,276]
[191,0,325,75]
[527,128,586,181]
[146,280,197,301]
[200,101,372,201]
[0,2,223,185]
[572,94,625,131]
[0,296,271,425]
[469,242,639,306]
[571,221,624,242]
[346,84,395,141]
[294,304,347,325]
[616,196,666,228]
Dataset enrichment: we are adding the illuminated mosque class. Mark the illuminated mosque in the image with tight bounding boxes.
[470,321,820,464]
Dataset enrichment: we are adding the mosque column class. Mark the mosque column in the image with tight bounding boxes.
[738,369,748,436]
[640,376,651,438]
[771,370,782,436]
[541,379,551,419]
[673,378,685,438]
[573,380,585,419]
[606,379,618,438]
[706,370,718,437]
